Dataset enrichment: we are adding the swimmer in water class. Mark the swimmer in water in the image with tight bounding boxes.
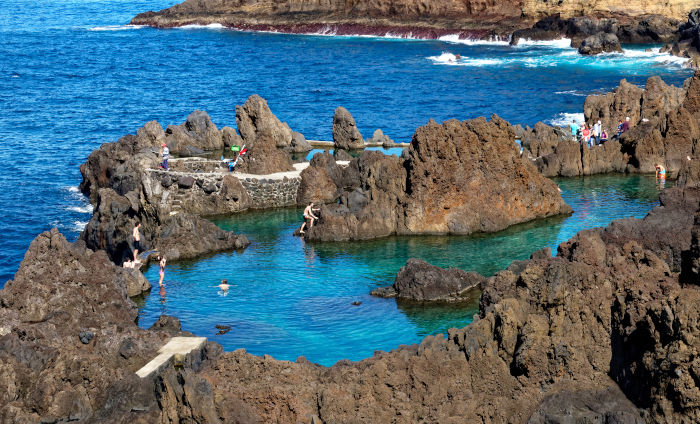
[218,279,230,291]
[455,53,461,61]
[158,256,166,287]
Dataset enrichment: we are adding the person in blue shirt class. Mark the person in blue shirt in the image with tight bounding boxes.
[570,120,579,138]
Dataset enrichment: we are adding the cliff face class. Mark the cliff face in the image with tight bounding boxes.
[131,0,695,33]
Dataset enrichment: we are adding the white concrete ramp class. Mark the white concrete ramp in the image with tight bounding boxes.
[136,336,207,378]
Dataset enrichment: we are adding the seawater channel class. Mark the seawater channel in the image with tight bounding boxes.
[136,173,664,366]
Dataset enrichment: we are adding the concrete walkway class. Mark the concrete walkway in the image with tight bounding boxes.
[135,336,207,378]
[234,161,349,181]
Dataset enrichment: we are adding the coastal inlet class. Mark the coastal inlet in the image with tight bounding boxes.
[137,174,662,365]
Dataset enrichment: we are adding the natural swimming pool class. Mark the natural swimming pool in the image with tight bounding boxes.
[136,174,664,366]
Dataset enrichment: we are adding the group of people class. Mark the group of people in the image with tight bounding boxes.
[570,116,632,147]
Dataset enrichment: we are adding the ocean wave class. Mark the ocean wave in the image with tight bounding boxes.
[67,205,93,214]
[73,220,88,231]
[88,25,145,31]
[64,186,80,193]
[514,38,572,48]
[427,52,503,66]
[547,112,585,128]
[177,23,225,30]
[437,34,509,46]
[554,90,589,97]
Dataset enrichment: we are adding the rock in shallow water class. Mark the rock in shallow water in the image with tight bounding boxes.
[371,258,485,302]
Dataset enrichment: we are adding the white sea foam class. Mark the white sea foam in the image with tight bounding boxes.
[177,23,225,30]
[67,205,93,214]
[514,38,572,48]
[65,186,80,193]
[88,25,145,31]
[427,52,504,66]
[554,90,588,97]
[437,34,509,46]
[547,112,586,128]
[73,220,88,231]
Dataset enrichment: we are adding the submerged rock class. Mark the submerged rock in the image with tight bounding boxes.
[370,258,484,302]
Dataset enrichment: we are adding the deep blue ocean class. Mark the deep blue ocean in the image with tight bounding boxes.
[1,0,693,365]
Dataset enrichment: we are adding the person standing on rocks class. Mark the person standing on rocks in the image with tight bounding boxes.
[569,120,579,139]
[592,120,602,145]
[158,256,166,287]
[620,117,630,134]
[160,143,169,170]
[132,222,141,261]
[299,202,319,235]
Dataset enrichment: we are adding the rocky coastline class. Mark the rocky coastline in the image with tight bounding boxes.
[130,0,700,61]
[4,153,700,421]
[7,70,700,421]
[519,71,700,178]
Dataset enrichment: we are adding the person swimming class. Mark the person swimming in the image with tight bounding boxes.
[218,279,230,291]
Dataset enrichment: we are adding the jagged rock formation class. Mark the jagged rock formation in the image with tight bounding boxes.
[0,229,224,422]
[234,94,300,174]
[662,8,700,65]
[200,184,700,423]
[333,106,365,150]
[370,258,485,301]
[131,0,695,41]
[512,14,681,48]
[80,118,250,264]
[524,73,700,177]
[7,158,700,422]
[302,116,571,241]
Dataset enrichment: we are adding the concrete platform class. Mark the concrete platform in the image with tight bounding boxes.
[136,336,207,378]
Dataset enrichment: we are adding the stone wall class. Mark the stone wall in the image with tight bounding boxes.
[240,176,301,209]
[145,162,302,216]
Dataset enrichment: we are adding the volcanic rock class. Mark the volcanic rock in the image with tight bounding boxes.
[164,110,223,155]
[234,95,295,174]
[304,116,570,241]
[370,258,485,301]
[578,32,622,55]
[333,106,365,150]
[366,128,395,147]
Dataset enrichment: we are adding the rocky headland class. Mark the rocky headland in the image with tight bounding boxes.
[130,0,694,41]
[520,71,700,178]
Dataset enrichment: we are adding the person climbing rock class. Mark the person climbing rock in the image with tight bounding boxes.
[299,202,320,235]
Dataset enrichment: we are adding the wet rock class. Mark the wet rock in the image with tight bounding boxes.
[215,325,231,335]
[371,258,485,302]
[578,32,622,55]
[149,315,183,333]
[333,106,365,150]
[662,8,700,63]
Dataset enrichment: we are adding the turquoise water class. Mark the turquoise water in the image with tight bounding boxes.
[137,174,663,365]
[0,0,693,284]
